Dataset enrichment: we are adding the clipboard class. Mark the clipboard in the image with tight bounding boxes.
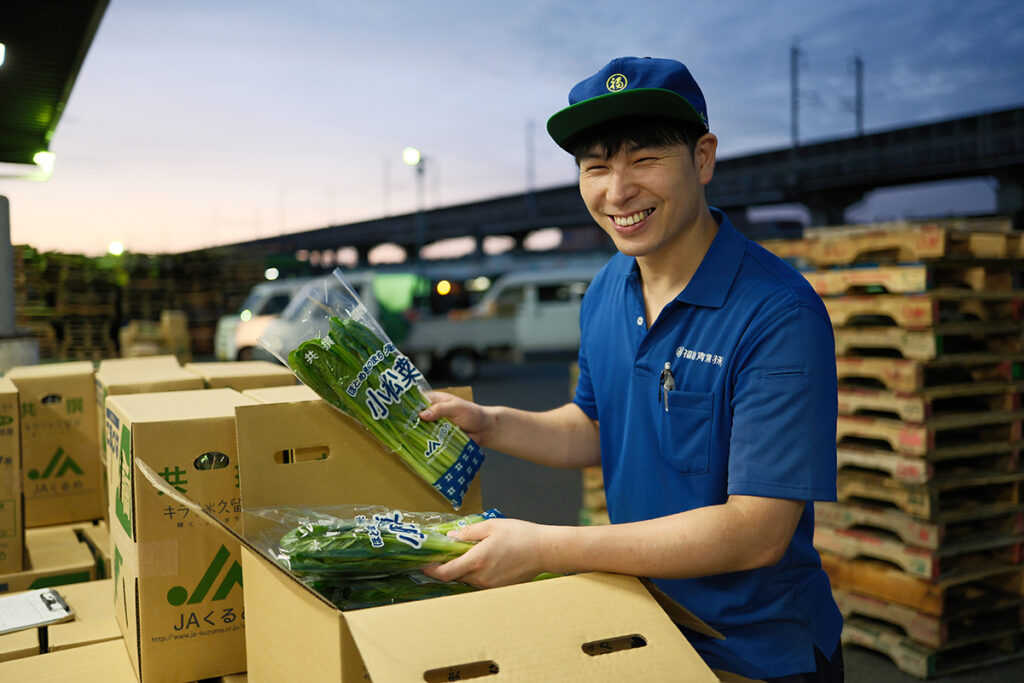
[0,588,75,635]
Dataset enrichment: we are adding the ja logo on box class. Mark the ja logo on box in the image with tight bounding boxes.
[28,447,84,479]
[167,544,242,606]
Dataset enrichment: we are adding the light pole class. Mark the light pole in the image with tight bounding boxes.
[402,146,427,262]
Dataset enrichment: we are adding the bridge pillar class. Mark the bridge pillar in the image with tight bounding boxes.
[801,189,866,228]
[356,244,373,267]
[995,172,1024,230]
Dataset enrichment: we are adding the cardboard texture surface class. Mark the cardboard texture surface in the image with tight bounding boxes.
[0,638,138,681]
[107,388,255,683]
[6,362,104,527]
[183,360,296,391]
[0,378,22,573]
[0,526,95,594]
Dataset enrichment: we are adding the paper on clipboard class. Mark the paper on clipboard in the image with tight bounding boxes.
[0,588,75,635]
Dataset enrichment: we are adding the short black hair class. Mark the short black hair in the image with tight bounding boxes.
[566,115,706,162]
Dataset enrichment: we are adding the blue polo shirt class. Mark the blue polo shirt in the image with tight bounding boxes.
[573,209,842,679]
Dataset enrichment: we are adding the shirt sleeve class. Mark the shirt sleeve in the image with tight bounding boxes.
[727,303,838,501]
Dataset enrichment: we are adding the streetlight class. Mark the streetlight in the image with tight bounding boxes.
[402,146,427,261]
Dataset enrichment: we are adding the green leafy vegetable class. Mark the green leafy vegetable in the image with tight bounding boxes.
[287,316,483,508]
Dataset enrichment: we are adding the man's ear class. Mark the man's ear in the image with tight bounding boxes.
[695,133,718,186]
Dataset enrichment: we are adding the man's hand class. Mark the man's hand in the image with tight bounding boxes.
[419,390,495,445]
[422,518,555,588]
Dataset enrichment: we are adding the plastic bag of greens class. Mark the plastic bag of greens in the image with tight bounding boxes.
[258,268,485,509]
[245,504,504,578]
[306,571,479,611]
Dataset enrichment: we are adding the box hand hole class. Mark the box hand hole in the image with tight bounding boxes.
[423,660,499,682]
[273,446,331,464]
[193,451,230,470]
[581,633,648,656]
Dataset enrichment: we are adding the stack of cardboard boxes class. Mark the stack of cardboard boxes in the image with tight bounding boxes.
[763,217,1024,678]
[1,358,724,682]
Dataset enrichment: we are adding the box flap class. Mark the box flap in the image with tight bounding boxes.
[241,383,320,403]
[234,387,482,515]
[638,577,724,640]
[344,572,719,682]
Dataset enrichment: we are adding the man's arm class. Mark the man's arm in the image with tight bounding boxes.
[423,494,805,587]
[420,391,601,469]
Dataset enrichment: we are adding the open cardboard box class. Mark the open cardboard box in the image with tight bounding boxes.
[137,386,723,682]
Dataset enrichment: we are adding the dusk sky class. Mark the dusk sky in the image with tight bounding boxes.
[2,1,1023,255]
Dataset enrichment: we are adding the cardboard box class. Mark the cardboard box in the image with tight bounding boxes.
[219,390,718,682]
[241,383,319,403]
[0,638,139,682]
[107,388,257,683]
[0,525,96,594]
[5,362,104,527]
[0,578,119,661]
[95,355,205,463]
[0,378,22,573]
[183,360,296,391]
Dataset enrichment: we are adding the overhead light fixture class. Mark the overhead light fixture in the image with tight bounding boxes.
[33,151,56,178]
[0,43,6,67]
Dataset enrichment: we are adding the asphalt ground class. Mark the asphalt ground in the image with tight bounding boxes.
[455,357,1024,683]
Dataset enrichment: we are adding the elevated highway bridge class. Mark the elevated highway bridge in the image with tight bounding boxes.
[225,105,1024,265]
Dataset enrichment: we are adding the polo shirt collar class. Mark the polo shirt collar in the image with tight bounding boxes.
[674,207,745,309]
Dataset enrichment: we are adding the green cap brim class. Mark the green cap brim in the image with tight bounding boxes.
[546,88,708,151]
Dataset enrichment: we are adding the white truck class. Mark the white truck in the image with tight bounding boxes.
[400,264,600,382]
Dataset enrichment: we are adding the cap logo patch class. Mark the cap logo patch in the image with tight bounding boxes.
[605,73,628,92]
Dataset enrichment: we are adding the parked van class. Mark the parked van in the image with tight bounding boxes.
[401,264,601,382]
[215,272,382,361]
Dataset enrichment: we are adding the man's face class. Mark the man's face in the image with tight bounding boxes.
[577,134,716,260]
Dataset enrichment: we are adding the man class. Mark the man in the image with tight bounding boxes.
[421,56,843,682]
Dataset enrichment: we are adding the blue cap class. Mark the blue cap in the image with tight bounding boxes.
[547,56,709,151]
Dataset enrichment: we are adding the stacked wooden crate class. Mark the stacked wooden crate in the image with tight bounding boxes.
[53,253,118,360]
[11,246,59,359]
[763,217,1024,678]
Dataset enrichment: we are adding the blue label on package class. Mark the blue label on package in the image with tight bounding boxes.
[432,439,485,509]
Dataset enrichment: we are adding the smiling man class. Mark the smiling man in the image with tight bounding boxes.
[421,57,843,682]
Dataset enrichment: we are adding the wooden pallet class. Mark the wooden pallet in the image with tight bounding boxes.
[814,524,1024,581]
[802,261,1024,296]
[761,219,1020,268]
[824,293,1024,328]
[838,383,1023,423]
[841,616,1024,678]
[821,552,1024,617]
[836,356,1023,394]
[836,446,1019,485]
[816,501,1024,551]
[837,469,1024,520]
[836,410,1024,457]
[833,587,1024,650]
[833,322,1024,360]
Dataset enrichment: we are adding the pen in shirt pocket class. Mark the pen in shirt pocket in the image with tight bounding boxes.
[658,361,675,411]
